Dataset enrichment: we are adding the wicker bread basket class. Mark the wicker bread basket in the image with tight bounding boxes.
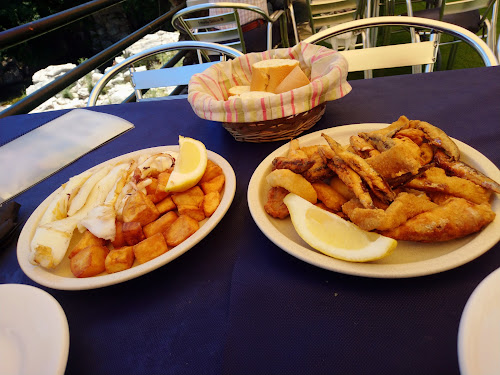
[222,103,326,142]
[188,42,351,142]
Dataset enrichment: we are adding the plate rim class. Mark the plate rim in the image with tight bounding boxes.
[458,266,500,375]
[247,123,500,278]
[0,283,70,375]
[17,146,236,290]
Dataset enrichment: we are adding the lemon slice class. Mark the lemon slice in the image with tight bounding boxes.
[283,193,397,262]
[165,136,207,193]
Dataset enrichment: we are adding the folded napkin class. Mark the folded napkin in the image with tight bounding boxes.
[0,109,134,203]
[0,201,20,247]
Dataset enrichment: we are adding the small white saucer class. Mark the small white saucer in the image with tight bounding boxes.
[0,284,69,375]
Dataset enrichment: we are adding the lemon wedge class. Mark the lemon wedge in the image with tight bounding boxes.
[283,193,397,262]
[165,136,207,193]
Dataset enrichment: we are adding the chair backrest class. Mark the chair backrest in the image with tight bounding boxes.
[307,0,366,34]
[172,2,272,54]
[87,41,243,106]
[302,16,498,75]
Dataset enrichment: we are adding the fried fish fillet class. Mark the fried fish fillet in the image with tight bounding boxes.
[380,197,495,242]
[366,138,423,180]
[342,192,438,231]
[405,167,492,204]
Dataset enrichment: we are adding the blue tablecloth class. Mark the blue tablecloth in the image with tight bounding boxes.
[1,66,499,375]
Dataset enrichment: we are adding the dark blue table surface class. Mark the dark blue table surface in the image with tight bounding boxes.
[1,66,499,375]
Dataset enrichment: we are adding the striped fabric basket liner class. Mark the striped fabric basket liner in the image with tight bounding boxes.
[187,42,352,142]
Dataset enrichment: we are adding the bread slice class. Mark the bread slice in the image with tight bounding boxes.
[250,59,300,93]
[274,66,310,94]
[228,85,251,97]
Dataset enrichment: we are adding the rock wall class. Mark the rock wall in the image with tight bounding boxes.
[0,30,180,114]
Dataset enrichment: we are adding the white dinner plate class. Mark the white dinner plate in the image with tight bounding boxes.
[0,284,69,375]
[458,267,500,375]
[248,123,500,278]
[17,146,236,290]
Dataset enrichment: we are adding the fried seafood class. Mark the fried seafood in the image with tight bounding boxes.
[322,133,396,203]
[301,145,334,182]
[264,116,499,246]
[434,150,500,194]
[366,138,423,180]
[380,197,495,242]
[319,147,375,209]
[405,167,492,205]
[409,120,460,160]
[272,139,314,174]
[349,135,380,158]
[342,192,438,231]
[264,186,290,219]
[266,169,317,203]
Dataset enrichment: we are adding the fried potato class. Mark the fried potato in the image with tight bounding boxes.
[200,174,225,194]
[152,171,171,202]
[177,205,205,221]
[312,182,348,212]
[111,221,126,248]
[68,230,106,259]
[156,196,176,214]
[164,215,199,247]
[122,221,145,246]
[171,186,204,207]
[203,191,221,217]
[200,160,223,183]
[70,245,109,278]
[266,169,317,203]
[133,233,168,264]
[123,191,160,226]
[105,246,134,273]
[143,211,178,238]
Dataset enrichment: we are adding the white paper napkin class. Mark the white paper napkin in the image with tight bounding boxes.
[0,109,134,203]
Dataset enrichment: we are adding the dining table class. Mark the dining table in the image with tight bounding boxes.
[1,64,499,375]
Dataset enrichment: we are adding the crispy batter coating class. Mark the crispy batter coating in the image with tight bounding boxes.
[264,186,290,219]
[343,192,438,231]
[266,169,317,203]
[434,150,500,194]
[322,133,396,204]
[405,167,492,204]
[366,138,422,180]
[380,197,495,242]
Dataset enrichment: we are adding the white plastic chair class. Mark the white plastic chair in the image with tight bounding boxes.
[87,41,243,106]
[302,16,498,76]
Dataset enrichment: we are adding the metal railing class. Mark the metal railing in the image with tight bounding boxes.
[0,0,185,119]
